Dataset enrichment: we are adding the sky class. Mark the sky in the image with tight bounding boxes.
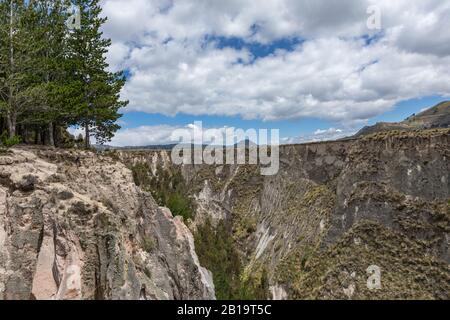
[89,0,450,146]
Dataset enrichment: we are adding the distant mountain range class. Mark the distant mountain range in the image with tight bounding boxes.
[96,101,450,150]
[94,144,176,151]
[95,139,258,151]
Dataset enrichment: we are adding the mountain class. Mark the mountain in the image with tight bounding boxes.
[355,101,450,137]
[94,139,258,152]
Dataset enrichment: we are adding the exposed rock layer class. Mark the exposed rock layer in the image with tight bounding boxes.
[0,148,215,300]
[119,129,450,300]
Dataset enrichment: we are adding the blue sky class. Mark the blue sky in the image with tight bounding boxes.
[98,0,450,146]
[118,95,447,144]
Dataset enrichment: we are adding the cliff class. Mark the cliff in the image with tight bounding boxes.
[0,147,215,300]
[119,128,450,300]
[1,128,449,300]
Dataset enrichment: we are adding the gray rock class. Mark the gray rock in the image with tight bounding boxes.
[0,148,215,300]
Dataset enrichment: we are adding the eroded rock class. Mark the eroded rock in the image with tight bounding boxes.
[0,148,215,300]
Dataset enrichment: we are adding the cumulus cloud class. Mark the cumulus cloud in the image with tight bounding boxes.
[99,0,450,125]
[283,127,357,144]
[102,123,269,147]
[70,123,354,147]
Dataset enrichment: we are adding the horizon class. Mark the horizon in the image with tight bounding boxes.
[89,99,449,148]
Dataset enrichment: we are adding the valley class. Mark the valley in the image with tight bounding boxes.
[119,127,450,299]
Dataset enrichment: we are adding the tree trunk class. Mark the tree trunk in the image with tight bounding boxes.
[34,130,40,145]
[48,122,55,147]
[22,126,28,144]
[85,123,90,149]
[0,116,4,134]
[6,113,16,138]
[41,128,46,145]
[8,0,15,139]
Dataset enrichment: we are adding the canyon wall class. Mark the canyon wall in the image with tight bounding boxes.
[1,128,448,300]
[119,129,450,299]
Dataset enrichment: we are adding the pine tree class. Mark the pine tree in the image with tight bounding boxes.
[68,0,128,148]
[0,0,127,147]
[0,1,7,129]
[0,0,42,138]
[29,0,72,146]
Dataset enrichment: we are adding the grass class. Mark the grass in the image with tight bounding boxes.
[287,221,450,300]
[0,132,21,152]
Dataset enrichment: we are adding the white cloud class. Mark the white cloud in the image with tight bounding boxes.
[314,128,343,136]
[107,42,130,72]
[284,127,356,144]
[110,125,179,146]
[105,123,262,147]
[109,123,356,147]
[99,0,450,124]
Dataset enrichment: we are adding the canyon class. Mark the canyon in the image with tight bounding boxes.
[0,126,449,300]
[120,127,449,300]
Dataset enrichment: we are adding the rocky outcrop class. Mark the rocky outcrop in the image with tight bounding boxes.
[0,147,215,300]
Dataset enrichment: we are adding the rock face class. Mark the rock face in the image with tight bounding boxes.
[119,128,450,300]
[0,147,215,300]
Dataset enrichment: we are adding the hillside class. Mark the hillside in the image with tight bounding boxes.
[356,101,450,137]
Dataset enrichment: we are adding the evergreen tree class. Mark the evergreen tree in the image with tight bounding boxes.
[0,0,127,147]
[68,0,128,148]
[0,0,42,138]
[25,0,80,146]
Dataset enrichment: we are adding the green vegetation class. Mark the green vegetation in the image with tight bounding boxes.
[238,264,269,300]
[195,219,241,299]
[0,131,20,149]
[131,163,152,187]
[131,163,195,221]
[232,215,257,241]
[103,149,121,162]
[166,193,194,222]
[129,160,269,299]
[132,161,269,299]
[362,128,450,142]
[195,219,268,300]
[285,221,450,300]
[0,0,127,148]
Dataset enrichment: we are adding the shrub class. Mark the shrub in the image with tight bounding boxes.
[131,163,195,221]
[131,163,152,187]
[0,132,21,149]
[167,192,193,221]
[194,219,268,300]
[195,219,241,300]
